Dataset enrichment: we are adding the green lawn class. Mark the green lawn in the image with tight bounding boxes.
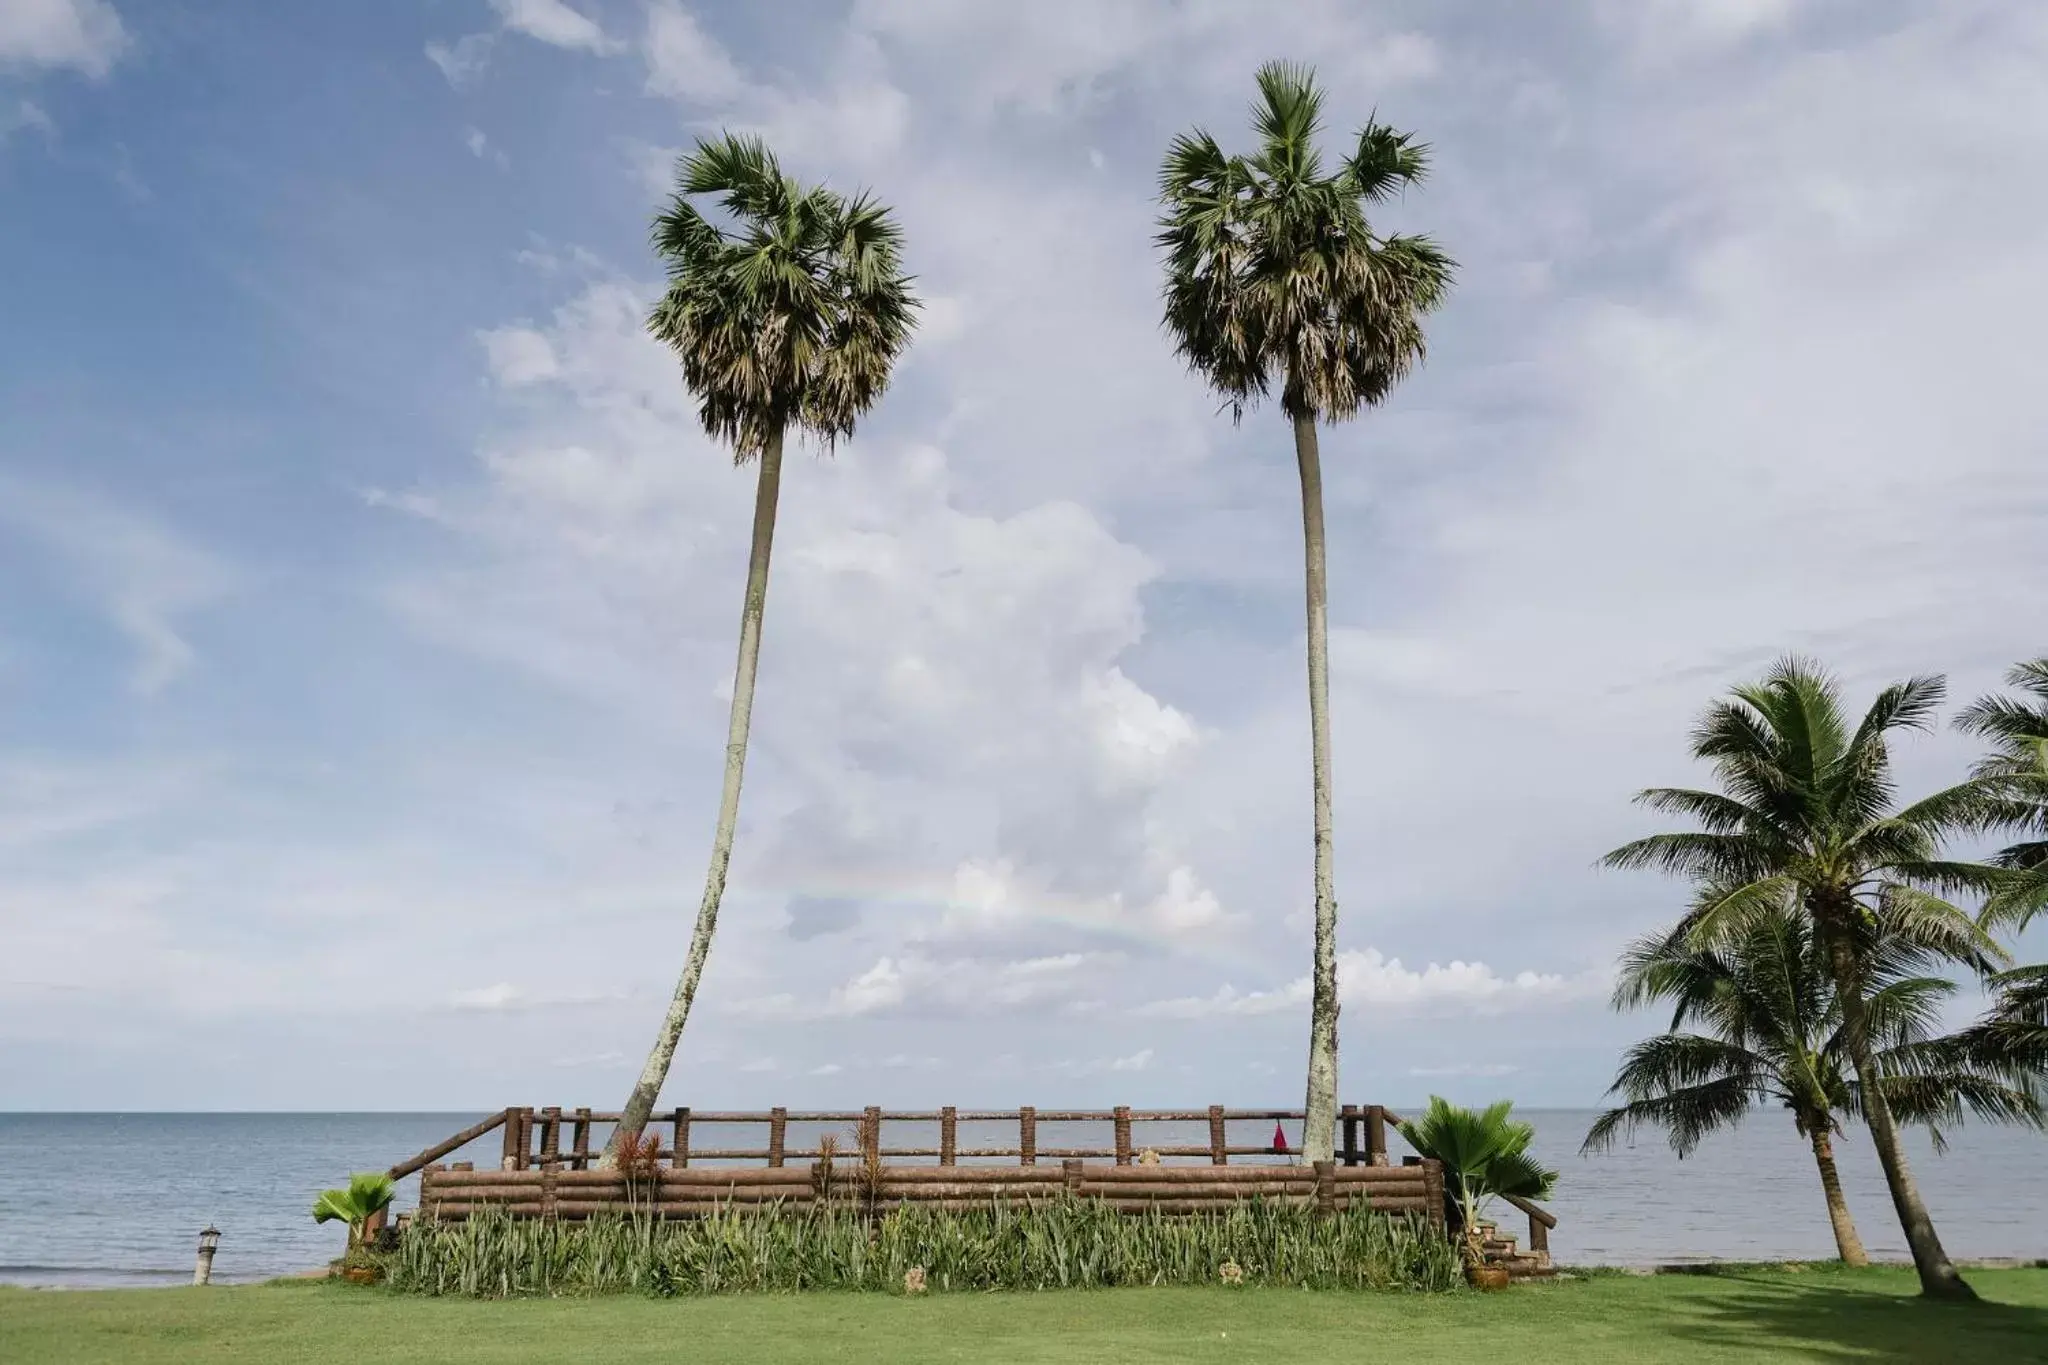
[4,1267,2045,1364]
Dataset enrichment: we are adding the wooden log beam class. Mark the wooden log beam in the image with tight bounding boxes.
[1208,1105,1227,1166]
[940,1106,957,1166]
[388,1112,512,1180]
[768,1108,787,1168]
[672,1108,690,1169]
[1019,1107,1036,1166]
[571,1108,592,1171]
[1113,1106,1132,1166]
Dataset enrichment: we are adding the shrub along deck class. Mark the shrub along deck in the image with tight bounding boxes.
[6,1267,2045,1365]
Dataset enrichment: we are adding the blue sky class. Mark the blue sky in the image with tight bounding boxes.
[2,0,2044,1111]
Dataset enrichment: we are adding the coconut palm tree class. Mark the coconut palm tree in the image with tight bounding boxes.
[609,135,917,1151]
[1959,657,2048,924]
[1157,62,1453,1162]
[1953,659,2048,1084]
[1602,657,2007,1300]
[1584,900,2040,1265]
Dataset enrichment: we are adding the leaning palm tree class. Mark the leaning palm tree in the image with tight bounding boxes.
[1157,62,1453,1162]
[1584,900,2039,1265]
[1603,657,2006,1300]
[609,135,917,1151]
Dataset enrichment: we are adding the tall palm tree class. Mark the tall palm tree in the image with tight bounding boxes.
[1157,62,1453,1162]
[1584,900,2039,1265]
[609,135,917,1150]
[1602,657,2006,1300]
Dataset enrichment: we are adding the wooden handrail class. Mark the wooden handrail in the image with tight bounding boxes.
[388,1111,508,1180]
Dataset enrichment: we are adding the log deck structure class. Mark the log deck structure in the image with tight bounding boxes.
[386,1104,1559,1274]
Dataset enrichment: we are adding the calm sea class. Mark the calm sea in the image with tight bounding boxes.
[0,1111,2039,1287]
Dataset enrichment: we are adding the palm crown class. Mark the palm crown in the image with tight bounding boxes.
[649,133,918,459]
[1157,61,1454,421]
[1602,657,2003,977]
[1585,903,2037,1159]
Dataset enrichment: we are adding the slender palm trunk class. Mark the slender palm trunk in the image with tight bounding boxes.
[1824,930,1975,1300]
[609,425,787,1154]
[1292,409,1339,1163]
[1806,1125,1869,1266]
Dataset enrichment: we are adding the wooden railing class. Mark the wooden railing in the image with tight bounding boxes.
[387,1103,1558,1252]
[417,1161,1446,1222]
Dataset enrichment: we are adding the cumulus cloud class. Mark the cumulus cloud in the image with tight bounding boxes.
[0,0,127,77]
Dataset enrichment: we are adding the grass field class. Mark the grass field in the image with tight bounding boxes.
[3,1266,2045,1364]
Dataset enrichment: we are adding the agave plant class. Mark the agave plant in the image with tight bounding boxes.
[313,1172,396,1249]
[1395,1097,1555,1257]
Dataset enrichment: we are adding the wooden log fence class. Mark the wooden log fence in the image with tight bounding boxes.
[390,1103,1556,1252]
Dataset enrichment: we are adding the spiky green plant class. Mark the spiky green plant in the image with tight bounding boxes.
[1583,901,2040,1266]
[390,1199,1459,1298]
[313,1172,396,1249]
[1157,61,1453,1165]
[1395,1098,1554,1257]
[1603,657,2007,1301]
[610,135,918,1155]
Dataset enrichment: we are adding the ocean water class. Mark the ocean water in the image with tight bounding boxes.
[0,1110,2039,1287]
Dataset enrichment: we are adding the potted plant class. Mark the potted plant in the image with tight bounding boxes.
[1396,1097,1556,1289]
[313,1172,397,1284]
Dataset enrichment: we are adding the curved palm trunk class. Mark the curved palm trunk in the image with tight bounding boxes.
[1806,1126,1869,1266]
[1293,410,1339,1163]
[609,425,787,1154]
[1824,931,1975,1300]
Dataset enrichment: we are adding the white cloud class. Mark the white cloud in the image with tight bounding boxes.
[0,475,232,693]
[488,0,614,53]
[642,1,745,102]
[1408,1063,1521,1079]
[447,982,622,1012]
[1595,0,1802,58]
[477,325,559,385]
[1135,949,1606,1020]
[2,99,55,140]
[0,0,127,77]
[426,33,494,88]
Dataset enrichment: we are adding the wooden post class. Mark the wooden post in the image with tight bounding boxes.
[768,1107,788,1168]
[1421,1158,1447,1229]
[539,1107,562,1168]
[499,1107,522,1172]
[570,1108,591,1170]
[1062,1157,1083,1197]
[1208,1105,1227,1166]
[1528,1213,1549,1256]
[1019,1106,1037,1166]
[672,1107,691,1168]
[540,1166,559,1220]
[863,1106,882,1165]
[1340,1104,1359,1167]
[1365,1105,1388,1166]
[1314,1160,1336,1216]
[1113,1106,1132,1166]
[939,1106,957,1166]
[420,1164,445,1219]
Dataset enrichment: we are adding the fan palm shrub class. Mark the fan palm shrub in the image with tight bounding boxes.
[1395,1097,1555,1264]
